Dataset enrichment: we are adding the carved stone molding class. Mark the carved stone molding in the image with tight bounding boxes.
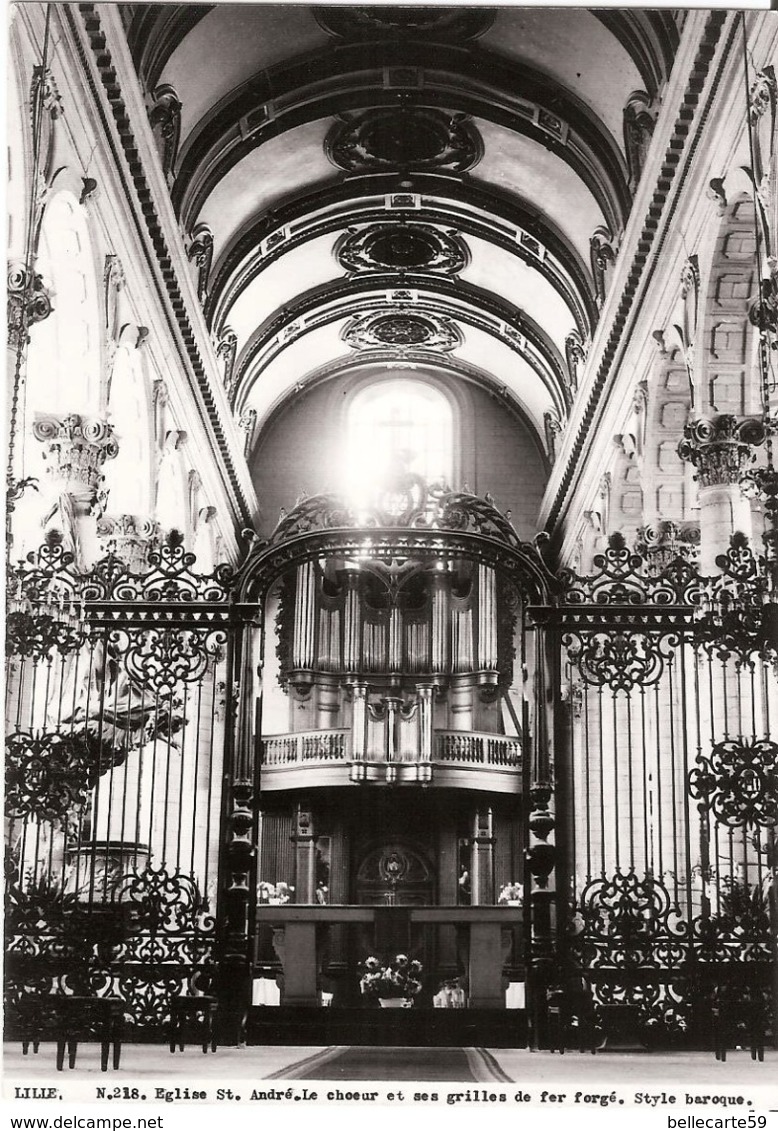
[238,408,257,458]
[673,254,700,406]
[564,328,587,392]
[148,84,182,178]
[7,262,53,352]
[544,411,564,465]
[342,309,462,353]
[748,66,776,245]
[216,327,238,401]
[96,513,161,571]
[187,223,214,302]
[677,415,766,488]
[623,91,656,191]
[337,223,468,275]
[589,228,616,306]
[30,65,63,125]
[326,108,483,174]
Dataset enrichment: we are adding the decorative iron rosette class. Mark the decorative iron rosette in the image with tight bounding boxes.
[326,108,483,173]
[113,865,214,935]
[5,730,128,825]
[316,6,495,41]
[337,223,468,275]
[688,737,778,828]
[342,310,462,353]
[5,610,83,659]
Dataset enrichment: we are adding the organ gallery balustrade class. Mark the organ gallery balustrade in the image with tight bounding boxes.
[260,729,522,791]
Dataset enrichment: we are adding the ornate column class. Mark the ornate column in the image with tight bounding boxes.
[96,514,161,571]
[32,413,118,570]
[678,415,765,573]
[469,806,494,905]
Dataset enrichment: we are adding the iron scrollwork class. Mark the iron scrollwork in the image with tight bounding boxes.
[563,629,678,692]
[5,730,127,825]
[5,609,83,659]
[572,870,689,976]
[116,626,227,700]
[559,532,703,607]
[688,738,778,829]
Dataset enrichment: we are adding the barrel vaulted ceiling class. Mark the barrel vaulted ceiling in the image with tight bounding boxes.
[123,4,679,451]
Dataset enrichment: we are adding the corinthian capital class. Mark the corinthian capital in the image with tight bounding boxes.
[32,413,118,511]
[7,262,52,352]
[677,415,765,488]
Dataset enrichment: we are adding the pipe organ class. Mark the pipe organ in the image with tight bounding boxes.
[277,558,517,756]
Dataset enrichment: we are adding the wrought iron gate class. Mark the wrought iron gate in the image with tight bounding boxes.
[527,533,777,1051]
[5,531,240,1039]
[4,523,776,1048]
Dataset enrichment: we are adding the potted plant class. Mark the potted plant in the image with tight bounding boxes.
[359,953,423,1007]
[257,881,294,905]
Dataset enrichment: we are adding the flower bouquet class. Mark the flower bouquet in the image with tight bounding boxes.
[359,953,423,1006]
[257,880,294,905]
[498,882,523,906]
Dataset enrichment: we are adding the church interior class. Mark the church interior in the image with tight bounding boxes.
[5,4,778,1061]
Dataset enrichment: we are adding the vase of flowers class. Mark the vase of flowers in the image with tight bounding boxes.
[258,881,294,905]
[359,953,423,1007]
[498,882,523,907]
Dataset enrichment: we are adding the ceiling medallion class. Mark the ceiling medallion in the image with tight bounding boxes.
[316,7,495,41]
[326,109,482,174]
[337,224,468,275]
[342,310,462,353]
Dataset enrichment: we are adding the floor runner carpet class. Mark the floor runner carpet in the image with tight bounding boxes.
[287,1045,478,1080]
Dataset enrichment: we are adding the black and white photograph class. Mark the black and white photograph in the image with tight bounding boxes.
[3,1,778,1123]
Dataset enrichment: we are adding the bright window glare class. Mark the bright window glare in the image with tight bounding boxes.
[342,380,452,506]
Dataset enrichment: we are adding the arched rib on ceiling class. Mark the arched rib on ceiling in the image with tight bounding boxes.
[232,274,569,417]
[205,175,597,338]
[171,46,631,236]
[121,3,679,492]
[126,7,677,112]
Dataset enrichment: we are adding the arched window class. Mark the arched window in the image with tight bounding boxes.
[343,379,453,503]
